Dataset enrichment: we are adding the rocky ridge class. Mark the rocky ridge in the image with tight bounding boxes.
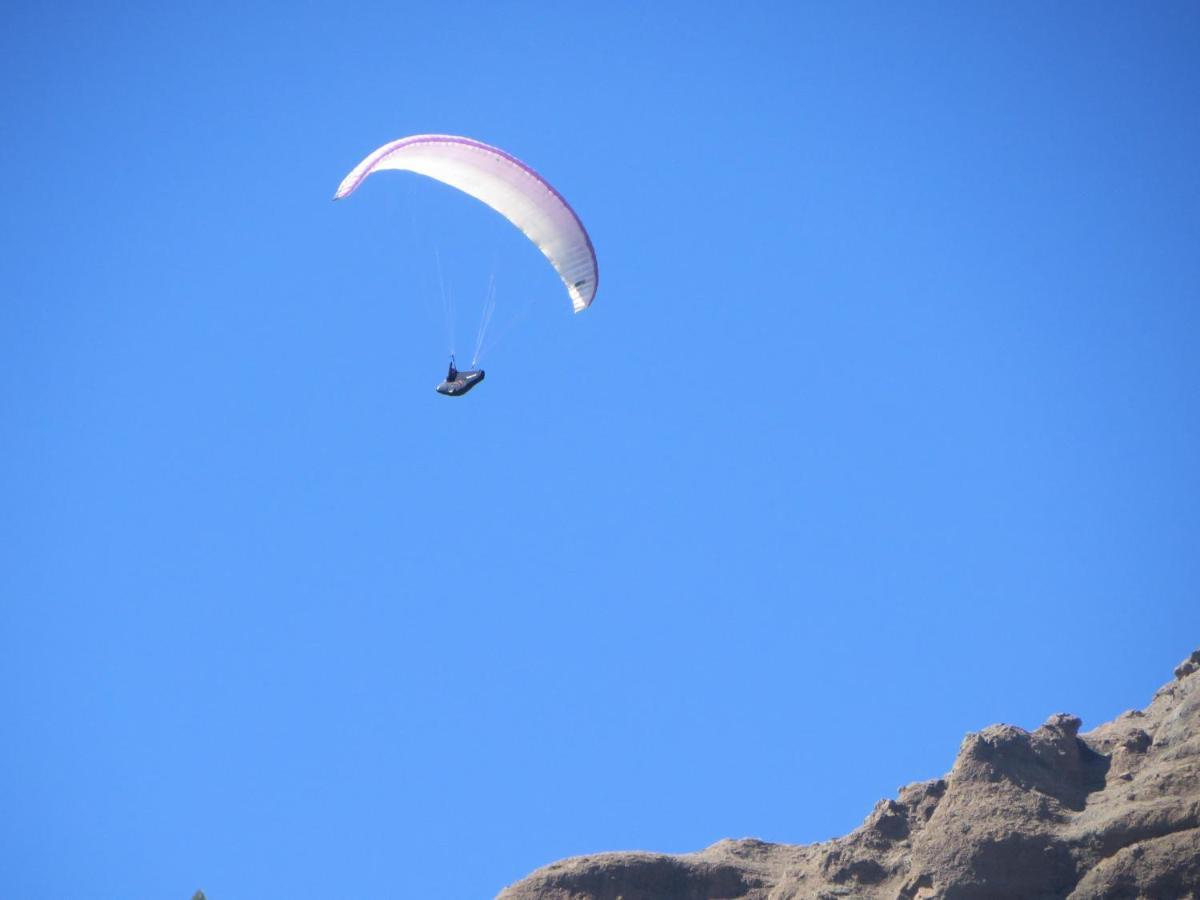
[499,650,1200,899]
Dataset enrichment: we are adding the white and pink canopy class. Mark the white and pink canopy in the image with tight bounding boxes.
[335,134,598,312]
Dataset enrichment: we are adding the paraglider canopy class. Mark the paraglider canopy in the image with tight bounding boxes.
[334,134,598,312]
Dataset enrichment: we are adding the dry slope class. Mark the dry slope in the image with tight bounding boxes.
[499,649,1200,899]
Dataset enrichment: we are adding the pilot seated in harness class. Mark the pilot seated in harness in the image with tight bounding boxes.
[436,356,485,397]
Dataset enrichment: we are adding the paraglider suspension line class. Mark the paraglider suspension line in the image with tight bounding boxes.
[435,244,455,356]
[471,273,498,368]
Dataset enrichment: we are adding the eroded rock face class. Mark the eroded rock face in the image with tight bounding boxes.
[498,650,1200,900]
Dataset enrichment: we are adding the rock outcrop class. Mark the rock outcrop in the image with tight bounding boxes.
[499,650,1200,899]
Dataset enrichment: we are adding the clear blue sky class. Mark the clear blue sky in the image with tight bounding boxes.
[2,3,1198,898]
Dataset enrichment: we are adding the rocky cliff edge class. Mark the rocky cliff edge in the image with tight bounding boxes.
[499,650,1200,900]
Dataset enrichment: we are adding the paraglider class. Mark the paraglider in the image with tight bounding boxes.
[435,356,485,397]
[333,134,598,397]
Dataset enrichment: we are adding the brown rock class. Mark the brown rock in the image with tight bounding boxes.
[498,650,1200,899]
